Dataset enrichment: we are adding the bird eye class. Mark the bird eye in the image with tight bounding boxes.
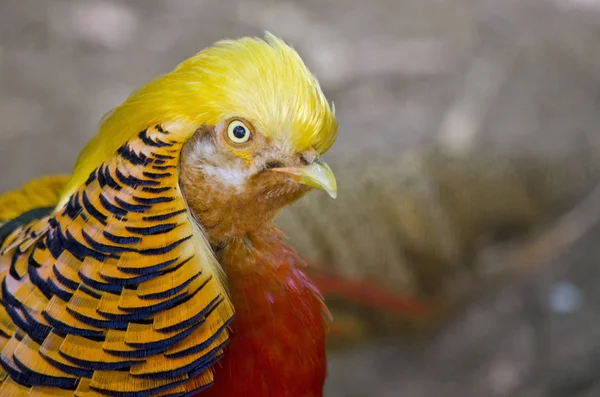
[226,120,252,144]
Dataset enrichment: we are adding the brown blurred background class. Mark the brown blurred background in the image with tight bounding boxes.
[2,0,600,396]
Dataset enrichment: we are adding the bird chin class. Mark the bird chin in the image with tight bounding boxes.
[258,183,310,206]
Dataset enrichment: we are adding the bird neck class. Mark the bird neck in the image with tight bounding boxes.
[179,167,303,247]
[180,177,281,246]
[214,226,298,273]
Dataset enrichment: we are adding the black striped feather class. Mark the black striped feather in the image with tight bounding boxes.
[0,125,235,396]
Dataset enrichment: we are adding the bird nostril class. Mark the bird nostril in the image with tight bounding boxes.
[265,161,284,170]
[299,155,310,166]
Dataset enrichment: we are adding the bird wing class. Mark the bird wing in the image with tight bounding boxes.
[0,176,71,223]
[0,124,234,396]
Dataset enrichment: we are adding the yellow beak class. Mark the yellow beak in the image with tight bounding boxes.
[271,160,337,199]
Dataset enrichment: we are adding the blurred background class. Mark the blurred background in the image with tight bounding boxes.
[1,0,600,396]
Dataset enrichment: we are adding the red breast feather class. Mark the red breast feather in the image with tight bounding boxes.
[200,237,327,397]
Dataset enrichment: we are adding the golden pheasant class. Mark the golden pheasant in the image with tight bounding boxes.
[0,33,337,396]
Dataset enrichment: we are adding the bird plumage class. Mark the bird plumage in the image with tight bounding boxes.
[0,33,337,396]
[0,176,70,223]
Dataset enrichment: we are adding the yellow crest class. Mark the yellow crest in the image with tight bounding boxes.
[59,33,337,207]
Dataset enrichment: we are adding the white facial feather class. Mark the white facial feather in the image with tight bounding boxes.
[187,133,252,191]
[201,164,249,190]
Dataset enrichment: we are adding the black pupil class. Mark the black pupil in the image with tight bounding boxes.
[232,125,247,139]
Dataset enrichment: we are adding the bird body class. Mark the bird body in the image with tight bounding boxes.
[0,34,337,396]
[201,235,327,397]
